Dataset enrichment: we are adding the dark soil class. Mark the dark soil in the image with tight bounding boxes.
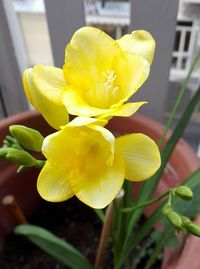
[0,198,112,269]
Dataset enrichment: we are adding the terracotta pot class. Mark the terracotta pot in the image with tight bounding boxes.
[0,111,199,267]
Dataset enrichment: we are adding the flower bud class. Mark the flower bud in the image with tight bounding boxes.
[9,125,44,152]
[175,186,193,201]
[5,148,36,167]
[163,206,182,229]
[162,204,172,215]
[0,147,9,158]
[185,222,200,237]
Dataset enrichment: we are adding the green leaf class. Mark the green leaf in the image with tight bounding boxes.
[14,224,94,269]
[158,48,200,147]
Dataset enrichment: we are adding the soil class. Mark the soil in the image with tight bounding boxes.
[0,198,112,269]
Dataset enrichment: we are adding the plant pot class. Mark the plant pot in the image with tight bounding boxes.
[0,111,199,267]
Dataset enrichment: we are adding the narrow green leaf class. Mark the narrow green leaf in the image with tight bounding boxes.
[14,224,94,269]
[158,48,200,147]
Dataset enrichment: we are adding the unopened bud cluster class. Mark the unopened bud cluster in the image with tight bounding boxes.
[0,125,45,171]
[9,125,44,152]
[163,186,200,237]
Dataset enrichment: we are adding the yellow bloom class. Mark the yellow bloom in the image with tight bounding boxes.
[37,118,161,209]
[23,27,155,124]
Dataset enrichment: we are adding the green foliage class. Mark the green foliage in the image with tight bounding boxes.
[14,225,94,269]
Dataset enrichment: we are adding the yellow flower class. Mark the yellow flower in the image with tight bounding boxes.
[23,27,155,125]
[37,117,161,209]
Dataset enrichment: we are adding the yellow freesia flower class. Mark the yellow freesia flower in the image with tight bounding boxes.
[37,117,161,209]
[23,27,155,125]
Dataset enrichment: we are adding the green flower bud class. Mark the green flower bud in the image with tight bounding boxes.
[9,125,44,152]
[185,222,200,237]
[5,148,36,167]
[0,147,9,158]
[162,204,172,215]
[181,216,191,226]
[165,209,183,229]
[175,186,193,200]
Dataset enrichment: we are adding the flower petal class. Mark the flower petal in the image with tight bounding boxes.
[114,52,150,101]
[63,26,123,93]
[62,90,108,117]
[99,101,147,118]
[37,161,74,202]
[23,66,69,130]
[70,154,125,208]
[117,30,156,65]
[115,133,161,181]
[66,116,107,128]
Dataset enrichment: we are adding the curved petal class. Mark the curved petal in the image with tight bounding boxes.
[66,116,107,127]
[32,65,67,104]
[114,52,150,101]
[63,26,123,93]
[115,133,161,181]
[37,161,74,202]
[99,101,147,118]
[70,154,125,208]
[117,30,156,65]
[23,67,69,130]
[62,90,108,117]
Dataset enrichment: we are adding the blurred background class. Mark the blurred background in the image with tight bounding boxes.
[0,0,200,154]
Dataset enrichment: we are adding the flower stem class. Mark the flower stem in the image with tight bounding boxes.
[122,190,170,213]
[94,203,114,269]
[34,160,46,169]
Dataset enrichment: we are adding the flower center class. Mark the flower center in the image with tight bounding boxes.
[83,70,121,109]
[102,70,119,96]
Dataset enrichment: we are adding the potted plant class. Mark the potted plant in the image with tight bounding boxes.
[0,26,200,269]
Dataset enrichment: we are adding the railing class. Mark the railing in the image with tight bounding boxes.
[170,21,199,79]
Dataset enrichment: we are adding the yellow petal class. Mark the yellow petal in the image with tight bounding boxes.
[115,133,161,181]
[23,67,69,130]
[117,30,156,65]
[99,101,147,118]
[37,161,74,202]
[63,26,123,94]
[32,65,67,104]
[114,52,150,101]
[70,154,125,208]
[66,116,107,128]
[62,90,108,117]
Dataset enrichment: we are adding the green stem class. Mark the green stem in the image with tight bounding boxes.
[93,209,105,222]
[158,48,200,148]
[122,190,170,213]
[35,160,46,169]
